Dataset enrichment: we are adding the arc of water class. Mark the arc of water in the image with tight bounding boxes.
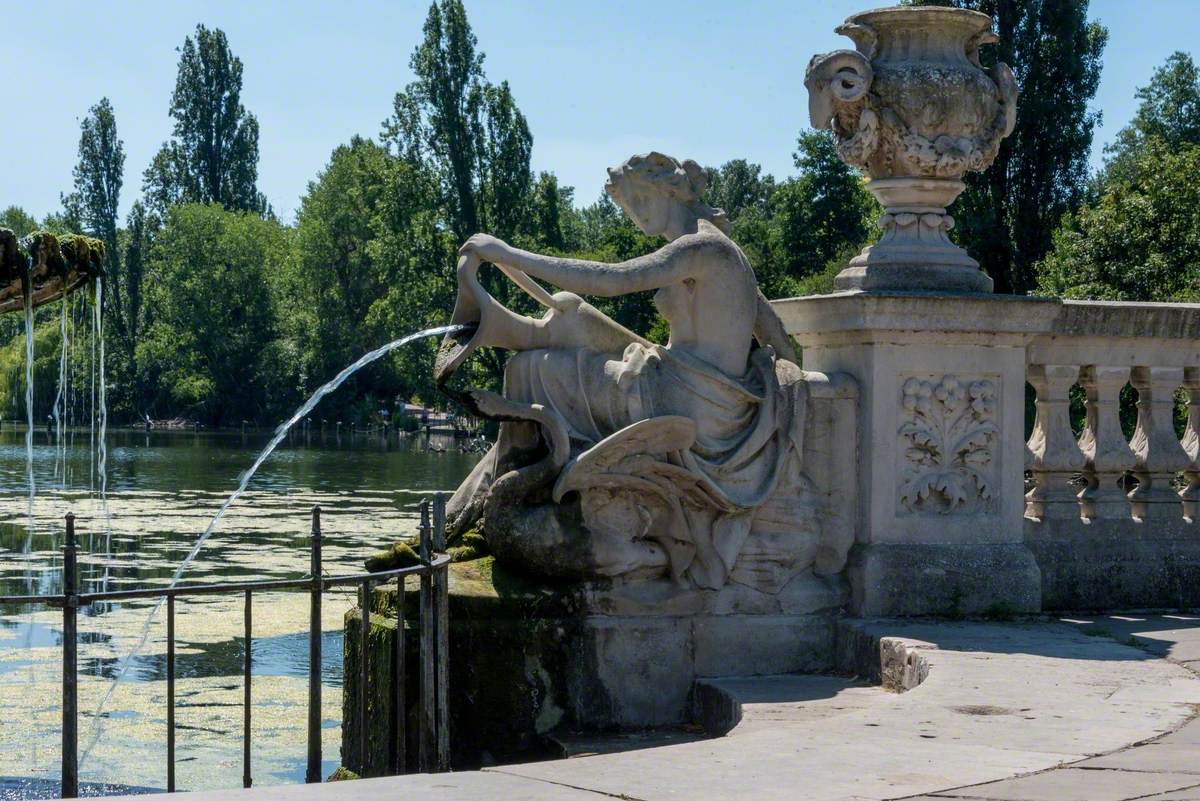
[78,323,463,767]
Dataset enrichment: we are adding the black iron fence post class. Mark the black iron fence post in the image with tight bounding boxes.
[243,589,252,789]
[306,506,322,784]
[432,493,450,772]
[418,501,435,773]
[358,578,370,774]
[391,568,406,775]
[167,593,176,792]
[62,512,79,799]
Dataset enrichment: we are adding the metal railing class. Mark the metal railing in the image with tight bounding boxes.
[0,496,452,797]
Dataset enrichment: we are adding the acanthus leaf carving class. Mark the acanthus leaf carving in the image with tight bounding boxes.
[898,375,998,515]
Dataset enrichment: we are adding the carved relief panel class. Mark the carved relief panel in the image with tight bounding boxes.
[897,373,1000,515]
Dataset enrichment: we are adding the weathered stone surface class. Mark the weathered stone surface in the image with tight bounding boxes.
[807,6,1016,292]
[343,558,847,765]
[567,616,693,727]
[692,613,838,678]
[438,151,860,598]
[934,769,1200,801]
[1026,518,1200,611]
[847,542,1041,617]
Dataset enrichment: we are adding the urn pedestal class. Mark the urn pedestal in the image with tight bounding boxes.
[806,6,1018,294]
[775,292,1059,616]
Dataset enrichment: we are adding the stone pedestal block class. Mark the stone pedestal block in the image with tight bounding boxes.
[775,292,1060,616]
[343,558,846,770]
[847,542,1041,617]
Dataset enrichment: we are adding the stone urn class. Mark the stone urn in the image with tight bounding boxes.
[805,5,1018,293]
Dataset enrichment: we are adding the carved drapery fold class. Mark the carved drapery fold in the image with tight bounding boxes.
[1025,364,1085,520]
[1077,366,1136,520]
[1183,367,1200,520]
[1129,367,1190,520]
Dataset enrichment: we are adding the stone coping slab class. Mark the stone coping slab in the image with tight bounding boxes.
[99,618,1200,801]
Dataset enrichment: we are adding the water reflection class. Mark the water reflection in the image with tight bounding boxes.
[0,425,478,794]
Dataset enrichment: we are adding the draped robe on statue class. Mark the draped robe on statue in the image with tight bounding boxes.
[446,326,817,591]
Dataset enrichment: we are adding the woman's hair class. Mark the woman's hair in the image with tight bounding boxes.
[608,152,732,235]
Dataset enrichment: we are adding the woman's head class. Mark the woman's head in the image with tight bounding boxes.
[605,152,731,238]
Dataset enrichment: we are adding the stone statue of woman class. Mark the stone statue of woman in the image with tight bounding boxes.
[439,152,845,593]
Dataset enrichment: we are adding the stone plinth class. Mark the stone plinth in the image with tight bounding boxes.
[774,291,1060,616]
[343,557,845,772]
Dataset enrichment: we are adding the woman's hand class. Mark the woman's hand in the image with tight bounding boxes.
[458,233,514,266]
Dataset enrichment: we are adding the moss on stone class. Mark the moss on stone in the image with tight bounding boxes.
[364,540,421,572]
[326,766,360,782]
[448,527,490,562]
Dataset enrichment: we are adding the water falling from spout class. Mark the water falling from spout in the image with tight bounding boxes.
[52,297,67,484]
[22,273,35,567]
[79,323,464,765]
[96,278,108,510]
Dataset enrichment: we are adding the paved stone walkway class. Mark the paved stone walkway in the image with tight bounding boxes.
[104,615,1200,801]
[900,615,1200,801]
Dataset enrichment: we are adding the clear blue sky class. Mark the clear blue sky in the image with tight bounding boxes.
[3,1,1197,223]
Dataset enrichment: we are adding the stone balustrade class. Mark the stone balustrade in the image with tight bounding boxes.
[1024,301,1200,524]
[775,292,1200,615]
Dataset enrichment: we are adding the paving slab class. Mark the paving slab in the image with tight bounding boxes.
[100,771,607,801]
[96,617,1200,801]
[1075,741,1200,774]
[491,621,1200,801]
[929,768,1200,801]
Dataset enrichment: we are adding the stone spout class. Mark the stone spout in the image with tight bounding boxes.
[0,229,106,314]
[807,5,1018,294]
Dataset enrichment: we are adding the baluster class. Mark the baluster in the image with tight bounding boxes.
[1026,364,1086,520]
[1077,366,1136,519]
[1129,367,1190,520]
[1183,367,1200,520]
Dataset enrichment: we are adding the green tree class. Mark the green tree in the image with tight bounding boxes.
[0,207,38,238]
[909,0,1107,294]
[277,136,451,415]
[66,99,124,275]
[765,131,875,292]
[144,25,266,215]
[1036,139,1200,302]
[137,204,293,424]
[703,159,775,223]
[62,98,133,395]
[1103,52,1200,186]
[382,0,535,384]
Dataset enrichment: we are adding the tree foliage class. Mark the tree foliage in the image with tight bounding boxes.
[136,204,293,424]
[1037,50,1200,303]
[143,25,266,216]
[1037,140,1200,302]
[1103,51,1200,186]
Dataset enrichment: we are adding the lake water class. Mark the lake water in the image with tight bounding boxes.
[0,426,479,798]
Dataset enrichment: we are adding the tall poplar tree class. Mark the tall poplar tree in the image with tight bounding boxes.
[144,25,266,215]
[382,0,535,383]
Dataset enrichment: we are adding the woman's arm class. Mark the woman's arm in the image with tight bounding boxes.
[461,233,719,297]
